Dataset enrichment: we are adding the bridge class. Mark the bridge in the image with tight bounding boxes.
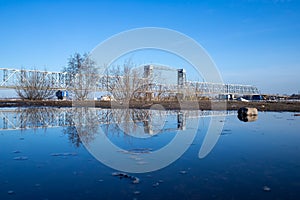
[0,68,68,90]
[0,66,260,98]
[0,107,236,132]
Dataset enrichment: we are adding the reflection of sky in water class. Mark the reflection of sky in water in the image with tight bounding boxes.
[0,109,300,199]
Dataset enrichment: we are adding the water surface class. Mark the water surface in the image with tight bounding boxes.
[0,108,299,199]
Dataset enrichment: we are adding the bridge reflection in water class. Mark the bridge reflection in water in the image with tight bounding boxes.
[0,107,236,132]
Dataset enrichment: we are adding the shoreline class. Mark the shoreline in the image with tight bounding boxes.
[0,99,300,112]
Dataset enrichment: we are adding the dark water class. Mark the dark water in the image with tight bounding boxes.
[0,108,300,200]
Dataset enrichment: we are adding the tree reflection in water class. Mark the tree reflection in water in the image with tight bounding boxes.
[62,111,80,147]
[65,108,169,147]
[13,107,183,147]
[17,107,60,130]
[70,107,99,147]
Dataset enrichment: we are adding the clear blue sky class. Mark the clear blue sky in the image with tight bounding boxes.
[0,0,299,94]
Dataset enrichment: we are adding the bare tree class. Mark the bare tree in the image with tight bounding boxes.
[63,53,99,100]
[15,70,55,100]
[102,60,152,102]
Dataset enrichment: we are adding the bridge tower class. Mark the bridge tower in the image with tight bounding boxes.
[3,69,8,82]
[144,65,154,101]
[144,65,153,78]
[177,69,186,99]
[177,69,186,86]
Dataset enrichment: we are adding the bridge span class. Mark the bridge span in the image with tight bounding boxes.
[0,66,259,96]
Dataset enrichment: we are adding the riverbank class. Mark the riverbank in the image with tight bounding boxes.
[1,99,300,112]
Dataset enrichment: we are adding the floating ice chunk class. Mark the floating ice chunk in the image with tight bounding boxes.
[13,156,28,161]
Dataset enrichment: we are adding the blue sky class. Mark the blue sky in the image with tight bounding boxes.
[0,0,299,94]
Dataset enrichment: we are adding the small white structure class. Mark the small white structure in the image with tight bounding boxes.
[237,97,249,102]
[100,95,116,101]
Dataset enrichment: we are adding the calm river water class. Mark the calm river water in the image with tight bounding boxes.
[0,107,300,200]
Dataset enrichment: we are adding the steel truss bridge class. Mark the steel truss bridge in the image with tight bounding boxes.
[0,67,259,96]
[0,108,236,132]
